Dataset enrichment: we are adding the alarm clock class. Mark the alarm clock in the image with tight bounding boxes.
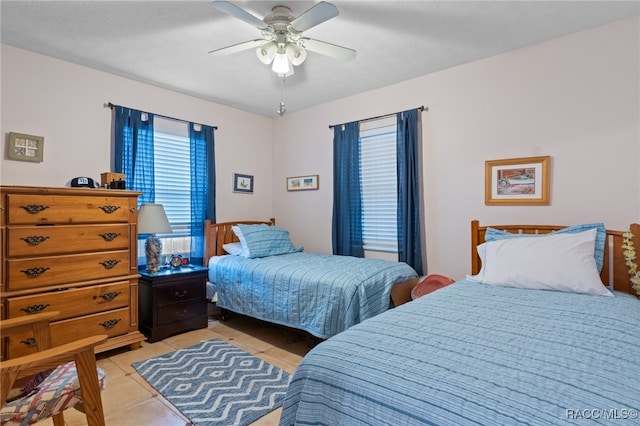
[170,254,183,269]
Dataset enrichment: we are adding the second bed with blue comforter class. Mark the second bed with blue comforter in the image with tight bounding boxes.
[208,251,418,339]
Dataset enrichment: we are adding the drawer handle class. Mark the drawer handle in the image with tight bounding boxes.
[20,235,50,246]
[99,291,122,302]
[174,290,187,298]
[99,259,121,269]
[99,232,121,242]
[20,267,50,278]
[19,204,49,214]
[99,318,121,329]
[98,205,121,214]
[20,338,37,347]
[21,304,50,314]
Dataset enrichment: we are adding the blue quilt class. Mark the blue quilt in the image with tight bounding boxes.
[211,252,417,339]
[280,280,640,425]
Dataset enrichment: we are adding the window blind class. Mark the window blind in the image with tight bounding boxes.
[360,120,398,252]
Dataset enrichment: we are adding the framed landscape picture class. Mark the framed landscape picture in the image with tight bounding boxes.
[485,156,550,205]
[287,175,319,191]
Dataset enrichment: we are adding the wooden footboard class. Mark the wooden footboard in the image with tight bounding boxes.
[390,277,419,306]
[203,218,275,264]
[471,220,640,296]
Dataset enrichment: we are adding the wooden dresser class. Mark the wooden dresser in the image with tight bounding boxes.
[0,185,145,359]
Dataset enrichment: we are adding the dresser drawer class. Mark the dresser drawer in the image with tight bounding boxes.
[7,224,130,256]
[6,250,130,290]
[157,300,207,326]
[6,281,130,319]
[156,280,205,307]
[6,194,131,225]
[6,307,131,358]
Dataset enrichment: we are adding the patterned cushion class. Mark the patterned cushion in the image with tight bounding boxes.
[1,362,106,425]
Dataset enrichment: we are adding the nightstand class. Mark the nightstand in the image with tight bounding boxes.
[138,265,208,343]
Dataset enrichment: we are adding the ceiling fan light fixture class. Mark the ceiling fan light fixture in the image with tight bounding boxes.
[272,51,291,74]
[256,41,277,64]
[285,43,307,66]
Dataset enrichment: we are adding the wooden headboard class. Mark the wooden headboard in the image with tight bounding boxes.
[203,218,275,263]
[471,220,640,296]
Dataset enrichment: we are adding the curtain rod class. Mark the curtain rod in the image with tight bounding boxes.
[328,105,426,129]
[105,102,218,130]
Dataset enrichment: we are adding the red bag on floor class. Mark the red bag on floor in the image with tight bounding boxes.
[411,274,456,299]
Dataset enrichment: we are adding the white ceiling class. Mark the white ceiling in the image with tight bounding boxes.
[2,1,638,117]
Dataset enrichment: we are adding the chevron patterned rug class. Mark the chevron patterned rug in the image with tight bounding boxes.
[132,339,291,426]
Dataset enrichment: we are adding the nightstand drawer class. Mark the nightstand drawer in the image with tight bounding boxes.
[157,300,207,326]
[156,280,206,307]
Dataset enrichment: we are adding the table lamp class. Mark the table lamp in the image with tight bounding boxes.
[138,203,172,274]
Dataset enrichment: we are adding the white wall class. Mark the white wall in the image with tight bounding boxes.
[273,17,640,280]
[0,45,274,222]
[2,17,638,281]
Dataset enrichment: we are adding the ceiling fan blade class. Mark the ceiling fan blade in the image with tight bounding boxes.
[301,38,356,61]
[209,39,265,57]
[211,1,268,29]
[290,1,339,32]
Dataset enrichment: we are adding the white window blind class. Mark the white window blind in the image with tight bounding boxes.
[141,118,192,261]
[360,118,398,252]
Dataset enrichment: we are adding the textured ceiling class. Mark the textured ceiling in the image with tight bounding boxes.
[2,1,638,117]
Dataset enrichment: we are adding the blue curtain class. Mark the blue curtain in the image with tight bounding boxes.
[113,106,155,205]
[397,109,423,275]
[189,123,216,264]
[332,121,364,257]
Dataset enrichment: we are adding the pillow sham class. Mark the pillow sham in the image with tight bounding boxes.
[484,223,606,272]
[232,224,302,258]
[222,242,246,256]
[467,228,612,297]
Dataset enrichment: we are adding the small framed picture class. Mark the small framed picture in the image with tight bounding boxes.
[287,174,319,191]
[233,173,254,193]
[485,156,550,205]
[8,132,44,162]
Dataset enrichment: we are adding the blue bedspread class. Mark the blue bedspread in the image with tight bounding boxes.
[211,252,417,339]
[280,280,640,425]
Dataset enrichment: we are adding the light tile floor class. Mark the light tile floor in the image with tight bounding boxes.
[54,305,315,426]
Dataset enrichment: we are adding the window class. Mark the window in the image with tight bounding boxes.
[137,118,192,263]
[359,117,398,252]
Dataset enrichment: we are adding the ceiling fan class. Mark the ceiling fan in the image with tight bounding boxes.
[209,1,356,77]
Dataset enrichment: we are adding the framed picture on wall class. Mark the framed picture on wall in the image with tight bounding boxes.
[287,175,319,191]
[233,173,254,193]
[485,156,550,205]
[8,132,44,162]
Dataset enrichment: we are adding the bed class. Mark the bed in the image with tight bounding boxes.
[203,219,419,340]
[279,220,640,425]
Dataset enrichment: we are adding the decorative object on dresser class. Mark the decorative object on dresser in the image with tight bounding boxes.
[0,185,145,359]
[137,203,172,274]
[138,264,208,343]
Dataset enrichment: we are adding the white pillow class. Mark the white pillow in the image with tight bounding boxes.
[467,228,612,297]
[222,242,246,257]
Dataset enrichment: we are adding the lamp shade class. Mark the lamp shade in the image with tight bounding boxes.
[138,204,172,234]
